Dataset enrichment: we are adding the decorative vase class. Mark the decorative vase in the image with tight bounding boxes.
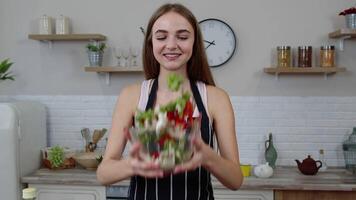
[88,51,103,66]
[345,14,356,29]
[265,133,278,168]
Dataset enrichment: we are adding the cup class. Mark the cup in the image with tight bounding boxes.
[240,164,252,177]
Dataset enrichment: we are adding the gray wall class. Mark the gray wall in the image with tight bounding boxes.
[0,0,355,96]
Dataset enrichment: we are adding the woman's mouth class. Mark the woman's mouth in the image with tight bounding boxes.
[163,53,181,61]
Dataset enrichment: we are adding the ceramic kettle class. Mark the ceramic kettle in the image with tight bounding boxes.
[254,162,274,178]
[295,155,322,175]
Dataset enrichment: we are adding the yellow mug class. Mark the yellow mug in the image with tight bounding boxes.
[240,164,251,177]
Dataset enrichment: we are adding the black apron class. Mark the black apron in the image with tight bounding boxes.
[128,79,214,200]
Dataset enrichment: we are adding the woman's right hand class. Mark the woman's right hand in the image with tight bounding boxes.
[125,128,164,178]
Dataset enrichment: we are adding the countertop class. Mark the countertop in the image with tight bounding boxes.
[21,167,356,191]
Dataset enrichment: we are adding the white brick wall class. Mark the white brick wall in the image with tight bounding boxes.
[1,95,356,167]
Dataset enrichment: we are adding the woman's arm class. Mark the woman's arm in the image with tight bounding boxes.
[96,84,163,185]
[174,86,243,190]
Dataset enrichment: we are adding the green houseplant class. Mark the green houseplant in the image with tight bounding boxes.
[0,58,15,82]
[86,42,106,66]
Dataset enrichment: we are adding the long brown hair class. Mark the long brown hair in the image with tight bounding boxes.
[142,3,215,86]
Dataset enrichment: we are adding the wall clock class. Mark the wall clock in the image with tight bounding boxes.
[199,18,237,67]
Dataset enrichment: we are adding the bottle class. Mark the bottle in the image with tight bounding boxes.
[318,149,328,172]
[23,187,37,200]
[277,46,291,67]
[320,46,335,68]
[265,133,278,168]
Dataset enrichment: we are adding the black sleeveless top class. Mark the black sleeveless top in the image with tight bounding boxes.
[128,79,215,200]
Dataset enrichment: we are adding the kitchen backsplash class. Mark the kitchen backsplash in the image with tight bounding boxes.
[1,95,356,167]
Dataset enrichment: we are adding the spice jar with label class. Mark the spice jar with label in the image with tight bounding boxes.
[320,45,335,68]
[298,46,312,67]
[277,46,291,67]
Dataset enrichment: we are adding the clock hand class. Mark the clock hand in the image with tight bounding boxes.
[204,40,213,44]
[205,40,215,49]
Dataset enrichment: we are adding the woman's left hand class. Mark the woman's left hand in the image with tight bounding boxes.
[173,136,210,174]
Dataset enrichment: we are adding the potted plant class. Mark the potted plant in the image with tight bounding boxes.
[0,58,15,82]
[339,7,356,29]
[86,42,106,66]
[42,146,75,169]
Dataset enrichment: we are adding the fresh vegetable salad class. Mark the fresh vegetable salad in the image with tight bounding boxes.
[128,74,200,170]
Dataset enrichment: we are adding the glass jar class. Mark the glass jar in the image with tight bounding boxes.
[298,46,312,67]
[277,46,291,67]
[320,45,335,68]
[39,15,53,34]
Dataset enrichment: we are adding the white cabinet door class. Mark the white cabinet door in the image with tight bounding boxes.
[214,189,273,200]
[29,184,105,200]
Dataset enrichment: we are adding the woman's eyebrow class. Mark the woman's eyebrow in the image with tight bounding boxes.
[154,29,191,34]
[177,29,191,34]
[154,29,168,34]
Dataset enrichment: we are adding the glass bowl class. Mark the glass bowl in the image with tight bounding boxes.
[128,118,200,171]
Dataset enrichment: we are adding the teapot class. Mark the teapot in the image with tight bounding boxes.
[254,162,273,178]
[295,155,322,175]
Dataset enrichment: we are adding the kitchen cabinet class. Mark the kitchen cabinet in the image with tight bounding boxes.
[329,28,356,51]
[214,189,273,200]
[29,184,106,200]
[274,190,356,200]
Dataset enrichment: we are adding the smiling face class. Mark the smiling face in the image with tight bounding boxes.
[151,11,195,72]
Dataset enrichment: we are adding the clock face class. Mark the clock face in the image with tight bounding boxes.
[199,18,236,67]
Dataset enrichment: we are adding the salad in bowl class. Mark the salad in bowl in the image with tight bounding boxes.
[128,74,200,171]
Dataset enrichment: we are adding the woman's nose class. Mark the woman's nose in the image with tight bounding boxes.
[166,37,178,49]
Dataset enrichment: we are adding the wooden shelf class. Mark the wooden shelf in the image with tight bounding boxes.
[328,29,356,51]
[264,67,346,74]
[28,34,106,41]
[84,66,143,73]
[329,29,356,38]
[264,67,346,80]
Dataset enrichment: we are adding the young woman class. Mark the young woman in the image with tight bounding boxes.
[97,3,243,199]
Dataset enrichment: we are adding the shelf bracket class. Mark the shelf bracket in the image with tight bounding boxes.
[324,73,328,80]
[40,40,53,49]
[97,72,111,85]
[338,36,351,51]
[275,73,279,81]
[105,73,110,85]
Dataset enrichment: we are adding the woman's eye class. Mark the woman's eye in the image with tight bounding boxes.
[178,36,188,40]
[156,36,166,41]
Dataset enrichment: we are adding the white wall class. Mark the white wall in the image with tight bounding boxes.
[1,0,355,96]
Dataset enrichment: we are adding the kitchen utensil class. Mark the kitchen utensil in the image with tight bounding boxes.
[295,155,322,175]
[92,128,107,144]
[87,128,107,152]
[81,128,91,152]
